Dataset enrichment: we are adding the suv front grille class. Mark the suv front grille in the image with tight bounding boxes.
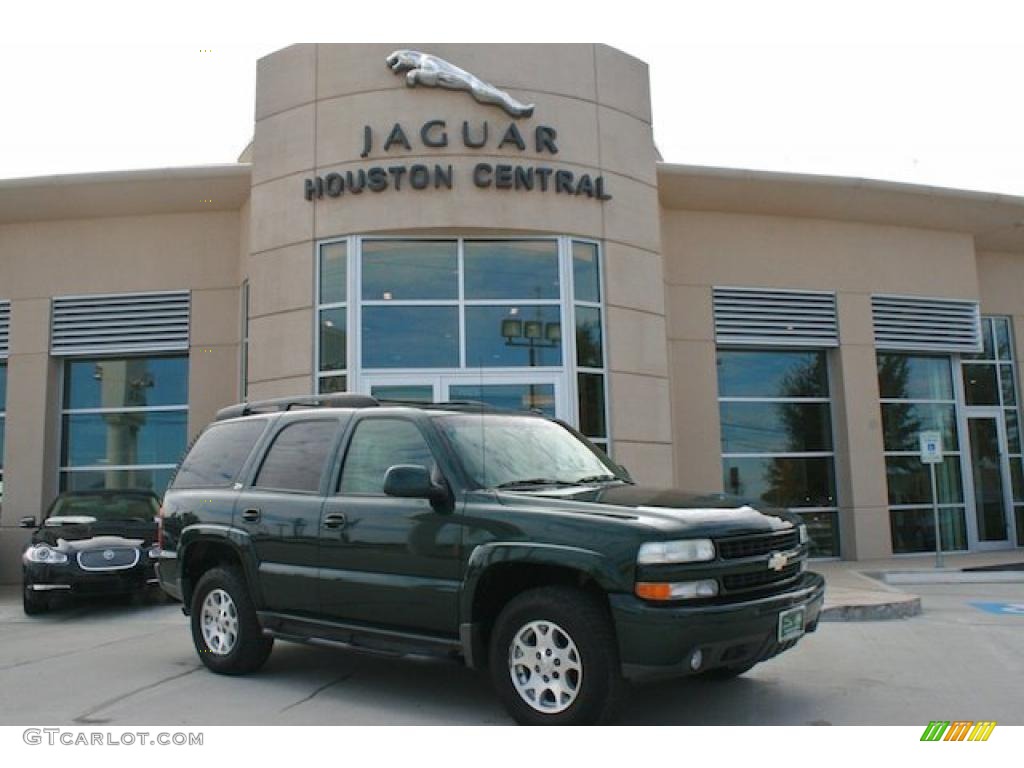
[722,562,800,592]
[717,530,799,559]
[77,547,140,571]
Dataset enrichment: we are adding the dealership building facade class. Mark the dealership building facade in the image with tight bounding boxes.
[0,43,1022,581]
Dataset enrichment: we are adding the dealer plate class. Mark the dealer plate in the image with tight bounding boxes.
[778,605,806,643]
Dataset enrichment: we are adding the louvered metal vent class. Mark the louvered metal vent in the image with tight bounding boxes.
[871,295,981,353]
[51,291,190,356]
[0,301,10,358]
[713,287,839,347]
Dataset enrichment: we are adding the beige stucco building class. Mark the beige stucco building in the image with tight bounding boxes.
[1,43,1022,582]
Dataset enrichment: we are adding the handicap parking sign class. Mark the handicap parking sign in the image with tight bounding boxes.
[971,601,1024,615]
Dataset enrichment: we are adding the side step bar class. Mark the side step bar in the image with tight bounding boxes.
[257,611,464,660]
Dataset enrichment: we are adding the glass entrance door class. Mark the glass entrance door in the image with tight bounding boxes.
[965,411,1013,546]
[361,373,566,419]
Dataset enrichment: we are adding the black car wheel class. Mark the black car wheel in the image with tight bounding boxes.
[190,566,273,675]
[489,586,624,725]
[23,587,50,615]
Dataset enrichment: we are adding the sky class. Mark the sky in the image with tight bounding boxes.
[2,0,1023,196]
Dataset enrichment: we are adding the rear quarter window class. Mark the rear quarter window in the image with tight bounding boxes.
[171,420,268,489]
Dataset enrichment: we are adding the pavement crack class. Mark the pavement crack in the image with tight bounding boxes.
[73,665,202,724]
[279,671,355,713]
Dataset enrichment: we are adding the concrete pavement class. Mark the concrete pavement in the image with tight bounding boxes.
[0,578,1021,725]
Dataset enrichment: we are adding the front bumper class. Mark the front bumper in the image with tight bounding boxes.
[611,571,825,681]
[23,557,158,597]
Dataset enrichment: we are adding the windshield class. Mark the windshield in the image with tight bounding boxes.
[47,493,159,523]
[435,414,622,488]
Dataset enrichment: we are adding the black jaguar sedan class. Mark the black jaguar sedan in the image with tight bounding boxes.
[20,489,163,614]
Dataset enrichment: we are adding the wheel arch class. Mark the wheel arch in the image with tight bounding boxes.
[459,543,624,667]
[179,525,261,614]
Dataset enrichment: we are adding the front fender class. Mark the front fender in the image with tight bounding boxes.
[459,541,627,626]
[178,524,263,612]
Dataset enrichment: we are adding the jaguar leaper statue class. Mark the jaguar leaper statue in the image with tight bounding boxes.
[385,49,535,118]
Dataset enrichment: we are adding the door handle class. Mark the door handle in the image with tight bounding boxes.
[241,508,261,523]
[323,512,347,529]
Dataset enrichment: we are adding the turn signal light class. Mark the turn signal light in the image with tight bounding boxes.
[635,582,673,600]
[635,579,719,601]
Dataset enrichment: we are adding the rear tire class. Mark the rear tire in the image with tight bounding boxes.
[489,586,624,725]
[190,566,273,675]
[22,587,49,615]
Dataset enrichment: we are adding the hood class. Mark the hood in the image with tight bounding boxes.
[494,483,799,537]
[33,517,157,547]
[48,534,148,554]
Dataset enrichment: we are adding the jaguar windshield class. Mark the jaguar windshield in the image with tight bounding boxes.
[45,492,160,523]
[435,414,625,489]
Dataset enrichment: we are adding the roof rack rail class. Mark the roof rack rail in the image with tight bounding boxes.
[215,393,380,421]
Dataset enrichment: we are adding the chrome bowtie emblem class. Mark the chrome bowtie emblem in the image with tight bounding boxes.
[102,549,115,561]
[767,551,789,572]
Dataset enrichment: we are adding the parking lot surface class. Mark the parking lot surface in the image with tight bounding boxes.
[0,582,1020,725]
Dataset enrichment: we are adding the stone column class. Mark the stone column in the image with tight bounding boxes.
[0,298,60,583]
[832,292,891,559]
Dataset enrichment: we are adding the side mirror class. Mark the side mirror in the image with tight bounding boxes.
[19,516,37,529]
[383,465,446,502]
[616,464,633,483]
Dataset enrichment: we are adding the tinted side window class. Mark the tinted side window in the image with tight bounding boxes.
[172,420,268,489]
[339,419,434,495]
[254,420,338,493]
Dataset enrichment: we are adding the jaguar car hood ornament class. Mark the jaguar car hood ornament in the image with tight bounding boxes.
[386,49,535,118]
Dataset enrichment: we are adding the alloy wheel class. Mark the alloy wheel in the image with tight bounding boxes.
[508,620,583,714]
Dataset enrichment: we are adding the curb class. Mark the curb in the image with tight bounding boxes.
[819,595,922,622]
[881,570,1024,585]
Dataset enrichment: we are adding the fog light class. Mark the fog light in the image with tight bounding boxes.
[689,648,704,671]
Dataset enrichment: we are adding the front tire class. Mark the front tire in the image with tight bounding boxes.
[489,586,624,725]
[22,587,50,615]
[190,566,273,675]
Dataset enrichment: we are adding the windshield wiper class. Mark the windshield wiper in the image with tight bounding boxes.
[493,478,570,490]
[571,474,623,485]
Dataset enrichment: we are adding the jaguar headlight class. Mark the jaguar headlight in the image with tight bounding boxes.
[637,539,715,565]
[23,545,69,565]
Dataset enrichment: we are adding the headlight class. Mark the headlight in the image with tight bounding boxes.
[636,580,719,601]
[23,545,69,565]
[637,539,715,564]
[798,524,809,545]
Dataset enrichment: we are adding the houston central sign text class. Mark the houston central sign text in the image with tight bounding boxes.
[302,119,612,202]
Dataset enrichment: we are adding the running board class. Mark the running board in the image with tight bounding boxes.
[257,611,464,660]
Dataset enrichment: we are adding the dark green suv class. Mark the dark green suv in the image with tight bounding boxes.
[156,394,824,725]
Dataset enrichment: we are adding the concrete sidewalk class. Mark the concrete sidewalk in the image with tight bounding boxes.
[814,550,1024,621]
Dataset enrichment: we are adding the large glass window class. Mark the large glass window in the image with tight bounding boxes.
[572,241,608,454]
[718,349,839,557]
[316,237,609,454]
[60,356,188,496]
[0,361,6,500]
[317,241,348,394]
[878,352,967,553]
[962,316,1024,546]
